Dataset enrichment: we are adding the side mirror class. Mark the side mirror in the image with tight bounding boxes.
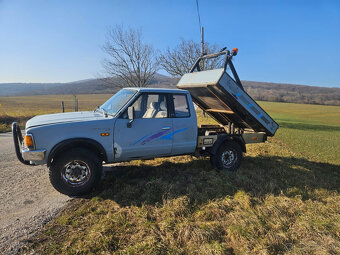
[127,106,135,128]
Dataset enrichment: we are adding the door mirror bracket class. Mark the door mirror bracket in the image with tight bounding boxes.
[127,106,135,128]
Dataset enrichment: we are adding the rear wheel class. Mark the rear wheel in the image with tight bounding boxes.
[210,141,242,172]
[49,148,102,196]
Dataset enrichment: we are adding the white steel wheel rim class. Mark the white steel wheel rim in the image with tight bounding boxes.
[221,149,236,168]
[62,160,91,186]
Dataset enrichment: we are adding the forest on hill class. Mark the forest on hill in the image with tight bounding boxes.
[242,81,340,106]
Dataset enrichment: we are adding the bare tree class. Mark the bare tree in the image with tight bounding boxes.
[102,26,159,88]
[159,39,223,77]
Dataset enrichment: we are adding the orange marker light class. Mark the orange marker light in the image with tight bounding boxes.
[25,135,34,147]
[232,48,238,56]
[101,133,110,137]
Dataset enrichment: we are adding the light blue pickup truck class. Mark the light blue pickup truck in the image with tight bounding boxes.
[12,50,278,196]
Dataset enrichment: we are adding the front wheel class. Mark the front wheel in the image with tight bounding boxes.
[210,141,242,172]
[49,148,102,196]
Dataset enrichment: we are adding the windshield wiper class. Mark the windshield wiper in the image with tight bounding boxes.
[94,106,108,117]
[99,107,108,117]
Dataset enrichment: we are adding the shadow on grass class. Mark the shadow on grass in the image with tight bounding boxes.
[95,155,339,207]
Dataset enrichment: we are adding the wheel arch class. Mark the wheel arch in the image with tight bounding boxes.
[47,138,108,167]
[210,134,246,155]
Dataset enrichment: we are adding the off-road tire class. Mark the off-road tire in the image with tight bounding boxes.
[49,148,102,196]
[210,141,242,172]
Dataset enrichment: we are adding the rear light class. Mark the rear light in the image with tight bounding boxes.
[25,134,35,148]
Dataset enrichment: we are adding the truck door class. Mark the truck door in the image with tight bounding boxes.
[114,93,173,161]
[170,93,198,155]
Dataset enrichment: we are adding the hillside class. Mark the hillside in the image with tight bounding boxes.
[0,74,176,97]
[243,81,340,106]
[0,75,339,106]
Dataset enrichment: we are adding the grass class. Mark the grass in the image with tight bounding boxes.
[21,140,340,254]
[0,94,339,254]
[0,94,112,117]
[0,94,111,132]
[259,101,340,165]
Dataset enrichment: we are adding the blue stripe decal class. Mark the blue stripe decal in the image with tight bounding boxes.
[160,128,188,140]
[141,130,169,145]
[247,104,252,108]
[131,132,152,145]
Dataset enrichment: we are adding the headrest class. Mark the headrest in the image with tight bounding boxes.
[159,101,166,110]
[149,102,158,109]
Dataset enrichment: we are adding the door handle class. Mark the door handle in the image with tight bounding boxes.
[162,127,171,130]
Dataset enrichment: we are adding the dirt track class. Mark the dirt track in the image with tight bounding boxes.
[0,132,70,254]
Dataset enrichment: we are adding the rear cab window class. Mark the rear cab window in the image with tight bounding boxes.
[173,94,190,118]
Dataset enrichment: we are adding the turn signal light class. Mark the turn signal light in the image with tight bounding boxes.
[101,133,110,136]
[25,135,34,148]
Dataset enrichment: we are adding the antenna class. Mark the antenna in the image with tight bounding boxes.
[201,26,204,56]
[196,0,204,56]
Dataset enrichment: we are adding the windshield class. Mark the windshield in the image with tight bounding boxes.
[99,89,137,116]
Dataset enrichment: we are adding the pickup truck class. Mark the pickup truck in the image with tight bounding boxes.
[12,49,278,196]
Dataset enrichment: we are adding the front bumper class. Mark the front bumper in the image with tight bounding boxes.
[22,148,46,161]
[12,122,46,165]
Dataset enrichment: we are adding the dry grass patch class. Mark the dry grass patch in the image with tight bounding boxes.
[0,94,111,132]
[0,114,33,132]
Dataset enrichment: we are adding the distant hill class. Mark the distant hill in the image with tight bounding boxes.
[0,74,339,106]
[0,74,176,97]
[242,81,340,106]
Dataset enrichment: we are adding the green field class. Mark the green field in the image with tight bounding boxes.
[261,101,340,165]
[1,95,339,254]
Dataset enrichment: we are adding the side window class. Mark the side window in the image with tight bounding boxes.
[143,94,168,119]
[173,94,190,118]
[124,93,168,119]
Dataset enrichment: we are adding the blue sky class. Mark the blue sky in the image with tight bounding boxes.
[0,0,339,87]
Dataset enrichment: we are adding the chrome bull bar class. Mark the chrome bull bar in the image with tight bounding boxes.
[12,122,32,165]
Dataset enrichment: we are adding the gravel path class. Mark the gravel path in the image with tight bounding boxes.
[0,132,70,254]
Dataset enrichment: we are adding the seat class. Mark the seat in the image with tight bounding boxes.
[143,102,158,118]
[155,101,167,118]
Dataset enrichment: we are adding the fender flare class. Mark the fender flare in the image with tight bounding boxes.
[210,134,246,155]
[47,138,108,166]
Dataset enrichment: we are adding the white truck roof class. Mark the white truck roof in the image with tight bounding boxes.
[125,87,189,94]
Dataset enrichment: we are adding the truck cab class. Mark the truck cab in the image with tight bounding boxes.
[112,88,197,161]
